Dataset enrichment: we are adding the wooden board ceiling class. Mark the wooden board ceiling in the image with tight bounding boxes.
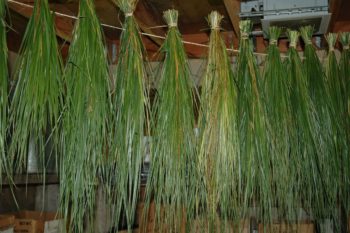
[5,0,350,59]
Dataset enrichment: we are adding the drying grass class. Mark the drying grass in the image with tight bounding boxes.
[339,32,350,215]
[108,0,150,231]
[299,26,335,220]
[236,20,272,223]
[0,0,8,185]
[59,0,112,232]
[196,11,240,231]
[144,9,198,233]
[263,26,294,221]
[9,0,63,174]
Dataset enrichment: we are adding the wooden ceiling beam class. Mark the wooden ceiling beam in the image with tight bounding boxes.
[8,1,74,41]
[223,0,240,37]
[134,0,166,47]
[328,0,343,32]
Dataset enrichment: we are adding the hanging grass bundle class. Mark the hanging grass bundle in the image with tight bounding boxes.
[339,32,350,215]
[263,26,294,220]
[299,26,334,220]
[59,0,112,231]
[285,30,331,220]
[9,0,63,174]
[145,9,197,233]
[325,33,348,219]
[236,20,272,223]
[196,11,239,230]
[109,0,150,231]
[0,0,8,184]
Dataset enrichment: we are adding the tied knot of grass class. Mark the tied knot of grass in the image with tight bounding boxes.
[115,0,137,16]
[239,20,252,40]
[268,26,281,45]
[300,26,314,46]
[208,11,223,31]
[287,30,299,48]
[326,33,337,52]
[163,9,178,28]
[340,32,350,50]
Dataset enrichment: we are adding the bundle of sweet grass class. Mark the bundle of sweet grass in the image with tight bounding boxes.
[144,9,197,233]
[9,0,63,174]
[0,0,8,184]
[285,30,328,220]
[325,33,347,222]
[263,26,294,220]
[108,0,150,231]
[339,32,350,214]
[196,11,240,230]
[236,20,272,222]
[59,0,112,231]
[299,26,334,220]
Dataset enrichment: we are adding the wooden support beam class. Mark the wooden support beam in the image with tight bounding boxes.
[8,1,74,41]
[134,0,166,47]
[223,0,240,37]
[328,0,343,32]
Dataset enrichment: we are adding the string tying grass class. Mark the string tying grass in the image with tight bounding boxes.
[59,0,112,231]
[9,0,64,174]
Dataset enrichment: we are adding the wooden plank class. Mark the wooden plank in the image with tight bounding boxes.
[223,0,240,37]
[2,174,59,185]
[328,0,343,32]
[134,0,166,47]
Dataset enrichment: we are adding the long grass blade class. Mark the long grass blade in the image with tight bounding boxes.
[0,0,9,185]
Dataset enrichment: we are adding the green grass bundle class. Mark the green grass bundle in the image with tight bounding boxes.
[145,9,197,233]
[59,0,112,231]
[196,11,239,230]
[300,26,334,220]
[285,30,330,220]
[339,32,350,214]
[109,0,150,231]
[325,34,346,219]
[9,0,63,174]
[0,0,8,184]
[263,26,294,220]
[236,20,272,222]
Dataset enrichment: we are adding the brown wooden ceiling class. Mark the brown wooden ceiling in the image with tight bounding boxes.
[5,0,350,59]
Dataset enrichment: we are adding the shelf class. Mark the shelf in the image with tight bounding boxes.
[1,174,59,186]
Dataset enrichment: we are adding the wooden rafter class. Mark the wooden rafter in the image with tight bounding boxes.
[134,0,166,47]
[223,0,240,37]
[328,0,343,32]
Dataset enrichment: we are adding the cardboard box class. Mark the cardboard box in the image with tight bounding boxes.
[0,228,14,233]
[0,215,15,231]
[258,222,314,233]
[14,211,64,233]
[192,217,249,233]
